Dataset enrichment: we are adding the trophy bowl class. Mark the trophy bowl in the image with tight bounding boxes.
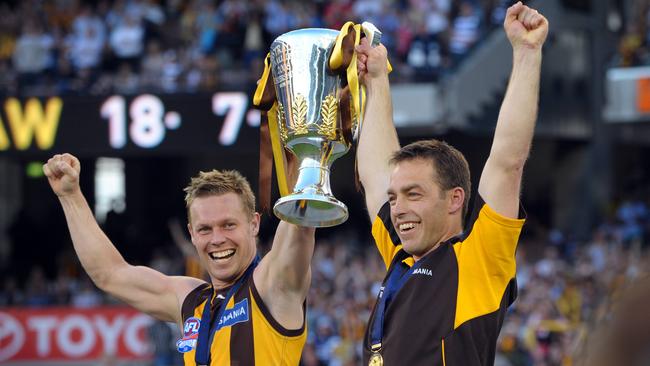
[269,29,353,227]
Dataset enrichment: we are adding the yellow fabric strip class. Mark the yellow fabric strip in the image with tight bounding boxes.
[330,21,394,137]
[347,24,362,128]
[401,256,414,267]
[371,216,401,269]
[253,53,272,108]
[268,102,290,197]
[329,21,355,70]
[442,339,446,366]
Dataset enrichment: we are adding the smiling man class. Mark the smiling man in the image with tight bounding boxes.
[355,2,548,365]
[44,157,313,365]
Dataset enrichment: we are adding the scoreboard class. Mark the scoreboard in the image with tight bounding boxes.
[0,92,261,156]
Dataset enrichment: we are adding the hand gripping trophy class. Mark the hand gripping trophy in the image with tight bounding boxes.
[254,22,388,227]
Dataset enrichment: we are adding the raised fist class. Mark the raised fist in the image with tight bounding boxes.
[505,2,549,51]
[43,153,81,197]
[356,37,389,84]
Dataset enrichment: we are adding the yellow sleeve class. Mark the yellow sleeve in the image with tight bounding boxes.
[453,199,525,329]
[371,202,402,269]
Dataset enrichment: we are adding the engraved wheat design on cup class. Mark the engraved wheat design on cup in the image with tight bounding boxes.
[318,94,338,140]
[291,94,309,135]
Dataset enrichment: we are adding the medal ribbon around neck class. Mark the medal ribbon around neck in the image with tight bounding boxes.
[369,258,423,358]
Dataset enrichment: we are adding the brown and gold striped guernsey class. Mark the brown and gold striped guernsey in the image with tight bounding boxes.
[180,276,307,365]
[363,195,525,366]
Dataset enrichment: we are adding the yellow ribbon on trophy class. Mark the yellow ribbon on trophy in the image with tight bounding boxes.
[329,21,393,137]
[329,21,392,191]
[253,53,293,211]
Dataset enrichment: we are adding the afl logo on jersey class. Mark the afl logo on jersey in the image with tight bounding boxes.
[176,317,200,353]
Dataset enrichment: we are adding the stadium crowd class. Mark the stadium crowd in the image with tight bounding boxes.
[2,194,649,366]
[0,0,514,97]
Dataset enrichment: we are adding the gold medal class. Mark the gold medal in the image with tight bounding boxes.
[369,352,383,366]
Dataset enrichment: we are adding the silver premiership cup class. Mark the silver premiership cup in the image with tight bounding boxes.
[269,29,352,227]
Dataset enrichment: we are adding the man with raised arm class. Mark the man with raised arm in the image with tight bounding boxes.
[43,155,313,365]
[355,2,548,365]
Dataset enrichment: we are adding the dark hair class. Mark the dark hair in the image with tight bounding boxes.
[390,139,471,219]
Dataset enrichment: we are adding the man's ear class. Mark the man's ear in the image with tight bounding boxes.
[448,187,465,215]
[251,212,261,236]
[187,222,196,244]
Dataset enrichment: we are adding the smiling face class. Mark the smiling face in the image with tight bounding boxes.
[388,159,464,260]
[188,193,259,289]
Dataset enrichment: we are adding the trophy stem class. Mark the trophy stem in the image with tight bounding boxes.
[273,157,348,227]
[294,158,332,196]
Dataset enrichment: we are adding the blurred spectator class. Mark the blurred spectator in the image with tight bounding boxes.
[0,276,24,306]
[12,21,55,89]
[0,60,17,95]
[371,4,401,53]
[425,0,450,36]
[488,0,512,26]
[69,28,105,74]
[0,3,18,64]
[113,62,140,94]
[587,229,608,272]
[407,22,446,81]
[449,1,481,62]
[311,315,342,365]
[352,0,383,22]
[72,5,107,44]
[109,14,144,71]
[72,277,103,308]
[24,267,52,306]
[159,49,184,92]
[141,40,166,90]
[193,1,221,55]
[148,320,182,366]
[168,217,205,280]
[213,9,245,68]
[242,10,266,67]
[618,23,646,67]
[535,246,561,279]
[140,0,166,27]
[323,0,353,31]
[616,198,648,244]
[265,0,297,39]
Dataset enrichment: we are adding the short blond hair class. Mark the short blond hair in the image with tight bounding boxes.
[183,170,256,220]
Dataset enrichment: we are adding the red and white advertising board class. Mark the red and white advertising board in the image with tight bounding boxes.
[0,307,153,363]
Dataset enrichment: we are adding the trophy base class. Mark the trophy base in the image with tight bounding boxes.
[273,193,348,228]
